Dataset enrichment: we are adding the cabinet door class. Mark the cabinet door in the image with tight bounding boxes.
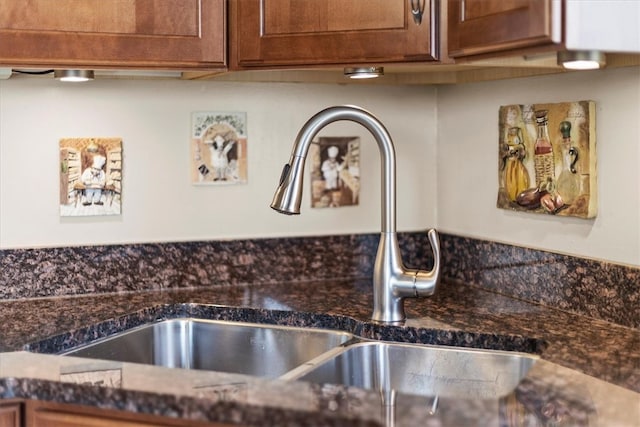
[0,401,21,427]
[448,0,556,57]
[25,400,236,427]
[0,0,226,69]
[231,0,439,67]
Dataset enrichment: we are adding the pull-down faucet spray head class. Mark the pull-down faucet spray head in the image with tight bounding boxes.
[271,156,306,215]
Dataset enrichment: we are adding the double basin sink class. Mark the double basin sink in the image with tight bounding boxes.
[60,318,537,400]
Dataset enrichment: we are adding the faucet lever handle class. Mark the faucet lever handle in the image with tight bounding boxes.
[426,228,441,277]
[411,228,441,298]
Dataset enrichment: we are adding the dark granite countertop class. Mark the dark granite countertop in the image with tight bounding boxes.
[0,279,638,426]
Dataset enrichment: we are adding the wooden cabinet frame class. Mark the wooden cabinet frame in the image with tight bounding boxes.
[24,400,235,427]
[230,0,440,68]
[0,0,226,70]
[447,0,558,58]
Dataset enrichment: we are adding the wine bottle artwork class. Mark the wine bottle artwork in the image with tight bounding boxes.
[556,121,581,205]
[496,101,597,219]
[502,126,529,202]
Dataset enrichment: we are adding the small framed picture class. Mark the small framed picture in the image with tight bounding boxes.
[59,137,122,217]
[191,112,248,185]
[309,136,360,209]
[497,100,597,218]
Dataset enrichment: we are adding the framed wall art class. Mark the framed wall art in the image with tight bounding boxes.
[497,101,597,219]
[191,112,248,185]
[309,136,360,209]
[59,137,122,217]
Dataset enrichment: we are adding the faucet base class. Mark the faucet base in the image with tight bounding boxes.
[371,229,441,324]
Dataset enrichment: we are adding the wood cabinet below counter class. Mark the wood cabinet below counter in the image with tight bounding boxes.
[25,400,241,427]
[0,401,20,427]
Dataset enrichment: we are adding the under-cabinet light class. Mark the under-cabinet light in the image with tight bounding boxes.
[557,50,606,70]
[54,69,95,82]
[344,67,384,79]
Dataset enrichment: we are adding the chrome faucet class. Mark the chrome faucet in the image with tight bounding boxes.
[271,105,441,323]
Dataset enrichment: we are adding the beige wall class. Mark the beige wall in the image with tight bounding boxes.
[1,66,639,266]
[0,78,437,248]
[437,66,640,266]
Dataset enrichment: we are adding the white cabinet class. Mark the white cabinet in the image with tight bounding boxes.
[564,0,640,53]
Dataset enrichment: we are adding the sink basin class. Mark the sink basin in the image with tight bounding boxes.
[61,318,353,378]
[290,341,538,399]
[60,318,537,400]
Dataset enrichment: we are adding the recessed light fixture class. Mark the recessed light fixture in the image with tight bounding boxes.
[54,69,95,82]
[344,67,384,79]
[557,50,606,70]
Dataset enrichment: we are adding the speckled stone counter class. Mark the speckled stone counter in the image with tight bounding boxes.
[1,232,638,329]
[0,279,638,426]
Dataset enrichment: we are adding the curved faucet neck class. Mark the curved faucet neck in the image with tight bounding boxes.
[291,105,397,233]
[272,105,441,324]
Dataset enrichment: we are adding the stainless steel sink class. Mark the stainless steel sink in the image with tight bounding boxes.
[61,318,537,400]
[289,341,538,400]
[61,318,353,378]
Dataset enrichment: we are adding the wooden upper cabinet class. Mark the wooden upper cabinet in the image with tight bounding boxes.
[448,0,557,58]
[230,0,439,68]
[0,0,226,69]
